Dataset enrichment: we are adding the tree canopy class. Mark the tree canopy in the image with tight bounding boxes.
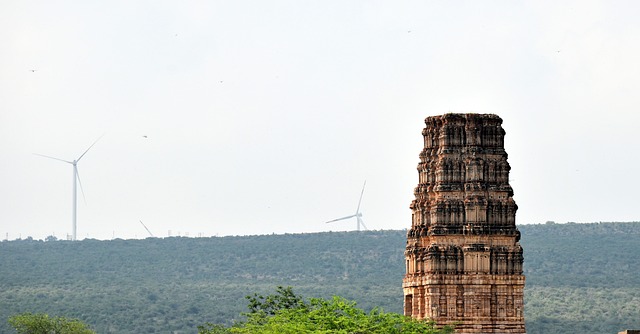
[199,287,454,334]
[8,313,95,334]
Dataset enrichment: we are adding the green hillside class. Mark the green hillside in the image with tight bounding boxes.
[518,222,640,333]
[1,222,638,333]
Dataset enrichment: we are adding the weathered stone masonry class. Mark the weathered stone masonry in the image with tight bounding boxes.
[403,113,526,333]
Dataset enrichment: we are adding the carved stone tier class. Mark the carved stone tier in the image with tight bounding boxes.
[403,113,526,334]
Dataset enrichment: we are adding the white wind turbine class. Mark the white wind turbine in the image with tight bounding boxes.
[34,136,103,241]
[325,180,368,231]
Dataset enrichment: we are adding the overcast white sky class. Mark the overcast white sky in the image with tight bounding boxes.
[1,1,639,240]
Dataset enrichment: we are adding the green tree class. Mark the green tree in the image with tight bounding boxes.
[245,286,307,315]
[8,313,95,334]
[199,287,454,334]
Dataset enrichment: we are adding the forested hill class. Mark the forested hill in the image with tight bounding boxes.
[1,222,639,334]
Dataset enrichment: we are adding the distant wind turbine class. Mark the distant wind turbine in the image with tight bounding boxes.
[325,181,368,231]
[34,135,103,241]
[139,220,154,238]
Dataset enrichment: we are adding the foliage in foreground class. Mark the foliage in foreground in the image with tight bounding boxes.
[198,286,454,334]
[8,313,95,334]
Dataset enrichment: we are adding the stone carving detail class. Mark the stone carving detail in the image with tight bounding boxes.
[403,114,526,333]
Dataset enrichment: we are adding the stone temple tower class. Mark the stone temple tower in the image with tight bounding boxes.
[403,113,526,333]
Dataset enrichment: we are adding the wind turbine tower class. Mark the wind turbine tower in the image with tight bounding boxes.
[34,136,102,241]
[325,180,368,231]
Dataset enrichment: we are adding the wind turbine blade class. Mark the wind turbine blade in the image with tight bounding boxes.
[355,180,366,214]
[77,134,105,162]
[75,168,87,205]
[358,217,368,231]
[325,214,357,224]
[140,220,154,237]
[33,153,72,164]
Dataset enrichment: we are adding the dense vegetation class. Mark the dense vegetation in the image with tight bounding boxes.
[197,286,454,334]
[8,313,95,334]
[1,222,638,333]
[519,222,640,334]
